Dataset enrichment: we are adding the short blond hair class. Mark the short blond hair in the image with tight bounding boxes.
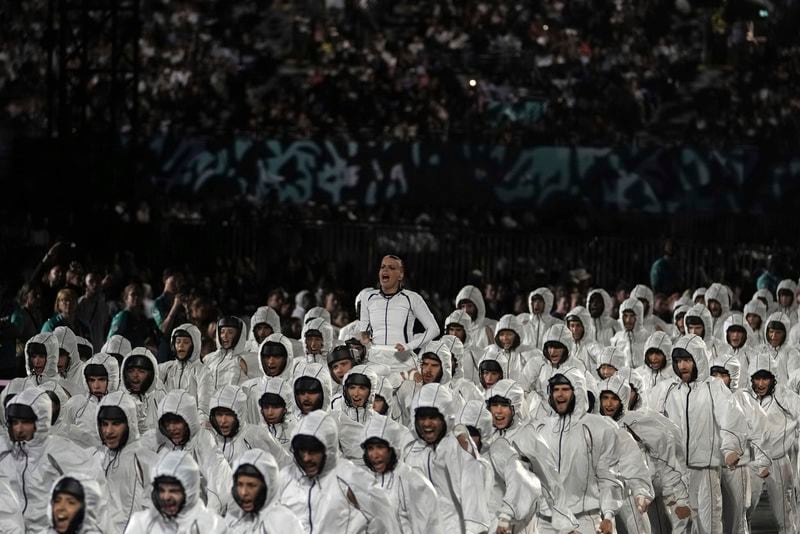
[54,288,78,313]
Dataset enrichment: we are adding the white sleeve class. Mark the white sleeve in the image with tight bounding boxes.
[615,428,654,500]
[489,438,542,526]
[405,292,440,351]
[513,424,578,531]
[402,469,445,534]
[712,382,747,456]
[358,293,373,334]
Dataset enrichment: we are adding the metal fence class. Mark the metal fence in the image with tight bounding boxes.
[156,219,777,296]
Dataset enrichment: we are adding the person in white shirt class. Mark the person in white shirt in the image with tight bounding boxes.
[358,255,439,372]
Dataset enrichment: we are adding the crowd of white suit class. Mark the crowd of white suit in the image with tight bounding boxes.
[2,277,800,533]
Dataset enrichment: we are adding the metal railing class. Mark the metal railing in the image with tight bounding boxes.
[157,218,776,295]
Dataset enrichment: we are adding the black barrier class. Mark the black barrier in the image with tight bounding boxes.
[145,137,800,212]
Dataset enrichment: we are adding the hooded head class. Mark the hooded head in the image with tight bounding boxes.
[754,289,774,310]
[587,289,613,319]
[24,332,60,382]
[304,307,331,325]
[151,451,200,518]
[705,283,731,318]
[158,390,200,448]
[455,400,493,452]
[230,449,281,516]
[529,288,555,317]
[342,364,380,409]
[217,316,248,355]
[171,323,202,363]
[764,312,791,349]
[455,285,487,324]
[257,377,295,425]
[671,335,709,384]
[618,298,645,332]
[672,304,690,334]
[373,374,398,417]
[6,386,52,447]
[0,377,27,426]
[293,362,332,415]
[747,353,779,398]
[121,348,159,396]
[709,354,740,390]
[49,474,107,534]
[418,340,453,385]
[542,324,575,368]
[630,285,655,319]
[722,313,749,349]
[743,299,767,334]
[53,326,79,379]
[616,367,646,411]
[776,279,798,311]
[444,309,473,345]
[494,314,523,351]
[692,287,707,305]
[484,379,526,432]
[249,306,282,346]
[478,352,508,390]
[259,334,293,379]
[301,317,334,356]
[209,385,247,439]
[40,381,69,425]
[97,390,139,449]
[291,410,339,477]
[547,368,589,418]
[643,331,673,373]
[75,336,94,363]
[82,353,120,396]
[101,335,132,367]
[597,374,630,421]
[596,346,628,379]
[412,383,454,445]
[564,306,596,343]
[684,305,713,342]
[360,414,402,472]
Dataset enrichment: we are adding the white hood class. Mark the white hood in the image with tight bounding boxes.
[455,285,488,324]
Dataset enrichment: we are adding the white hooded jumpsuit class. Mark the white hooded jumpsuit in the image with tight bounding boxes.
[61,352,120,448]
[225,449,303,533]
[124,451,228,533]
[361,414,443,534]
[454,284,497,349]
[402,383,492,534]
[279,410,402,534]
[93,390,160,533]
[522,288,562,350]
[1,387,101,531]
[586,288,618,347]
[533,368,624,534]
[649,334,748,534]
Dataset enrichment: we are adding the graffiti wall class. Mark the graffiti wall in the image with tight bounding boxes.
[146,136,800,213]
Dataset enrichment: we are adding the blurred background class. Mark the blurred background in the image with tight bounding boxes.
[2,0,799,377]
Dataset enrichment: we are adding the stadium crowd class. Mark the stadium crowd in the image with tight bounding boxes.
[1,248,800,532]
[3,0,800,145]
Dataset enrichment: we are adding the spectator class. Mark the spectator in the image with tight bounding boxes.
[107,283,156,349]
[41,288,93,340]
[77,272,109,352]
[153,269,189,362]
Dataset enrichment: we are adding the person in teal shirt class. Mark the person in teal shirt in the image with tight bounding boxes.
[41,288,92,339]
[108,283,156,349]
